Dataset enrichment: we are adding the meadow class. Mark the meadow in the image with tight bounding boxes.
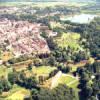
[54,32,81,50]
[56,73,79,91]
[32,66,56,76]
[0,66,12,77]
[5,85,30,100]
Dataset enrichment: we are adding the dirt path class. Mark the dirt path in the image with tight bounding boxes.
[50,71,62,89]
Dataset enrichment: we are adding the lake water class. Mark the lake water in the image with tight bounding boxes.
[61,14,97,24]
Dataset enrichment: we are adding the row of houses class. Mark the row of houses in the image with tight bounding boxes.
[0,18,51,57]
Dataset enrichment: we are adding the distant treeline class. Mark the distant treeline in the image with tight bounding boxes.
[0,0,32,2]
[0,0,60,2]
[0,0,98,2]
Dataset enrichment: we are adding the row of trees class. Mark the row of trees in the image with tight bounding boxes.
[47,37,90,63]
[0,77,12,94]
[31,84,78,100]
[76,62,100,100]
[8,71,38,89]
[64,17,100,59]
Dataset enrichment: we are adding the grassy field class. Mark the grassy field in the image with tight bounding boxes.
[58,74,79,89]
[68,80,79,89]
[0,66,12,77]
[50,22,63,29]
[0,66,7,77]
[71,66,78,72]
[5,85,30,100]
[82,9,100,15]
[32,66,56,76]
[59,75,75,84]
[54,32,81,50]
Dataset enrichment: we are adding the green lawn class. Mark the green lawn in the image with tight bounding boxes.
[68,80,79,89]
[0,66,12,77]
[32,66,56,76]
[0,66,7,77]
[5,85,30,100]
[59,75,75,84]
[58,74,79,90]
[58,74,76,84]
[71,66,78,72]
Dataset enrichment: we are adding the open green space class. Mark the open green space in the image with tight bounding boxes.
[0,66,7,77]
[57,74,79,91]
[5,85,30,100]
[32,66,56,76]
[68,80,79,89]
[58,75,76,84]
[71,66,78,72]
[0,66,12,77]
[54,32,81,50]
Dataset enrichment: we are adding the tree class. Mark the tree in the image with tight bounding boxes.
[40,32,47,38]
[47,37,58,50]
[28,64,33,71]
[48,56,56,66]
[88,96,96,100]
[8,72,18,84]
[83,86,93,98]
[31,84,77,100]
[0,78,12,92]
[26,76,38,89]
[0,83,3,94]
[31,88,39,100]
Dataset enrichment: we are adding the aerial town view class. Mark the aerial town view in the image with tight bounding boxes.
[0,0,100,100]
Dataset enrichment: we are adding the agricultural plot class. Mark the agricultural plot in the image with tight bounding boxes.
[54,32,81,50]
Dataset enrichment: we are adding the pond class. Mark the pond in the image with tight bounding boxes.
[61,14,97,24]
